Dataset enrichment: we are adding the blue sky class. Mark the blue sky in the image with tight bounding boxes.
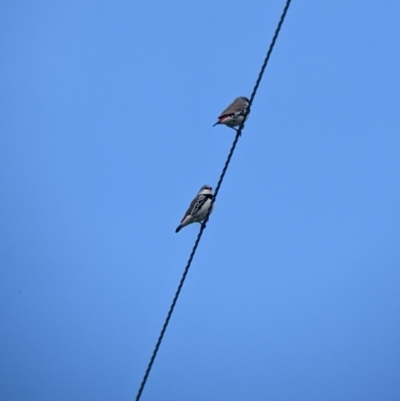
[1,1,400,400]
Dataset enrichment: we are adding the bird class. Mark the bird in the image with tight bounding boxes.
[175,185,214,233]
[213,96,250,131]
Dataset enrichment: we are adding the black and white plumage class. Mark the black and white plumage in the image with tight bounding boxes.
[213,96,250,130]
[175,185,214,233]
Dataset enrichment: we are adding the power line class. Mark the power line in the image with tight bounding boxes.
[134,1,293,400]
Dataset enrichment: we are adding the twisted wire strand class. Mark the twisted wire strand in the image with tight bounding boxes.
[134,1,292,399]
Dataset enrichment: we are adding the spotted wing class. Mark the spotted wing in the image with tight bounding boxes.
[181,194,213,222]
[218,98,248,119]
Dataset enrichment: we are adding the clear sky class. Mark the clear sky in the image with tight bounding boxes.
[1,1,400,400]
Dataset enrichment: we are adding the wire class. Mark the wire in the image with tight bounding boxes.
[134,1,293,400]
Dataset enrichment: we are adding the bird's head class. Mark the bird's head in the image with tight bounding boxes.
[239,96,250,104]
[199,185,213,194]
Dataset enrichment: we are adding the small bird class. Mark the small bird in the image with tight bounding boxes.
[213,96,250,131]
[175,185,214,233]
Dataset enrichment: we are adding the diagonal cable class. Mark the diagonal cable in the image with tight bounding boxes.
[134,1,292,400]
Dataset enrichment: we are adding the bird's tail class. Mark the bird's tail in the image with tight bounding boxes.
[175,225,182,233]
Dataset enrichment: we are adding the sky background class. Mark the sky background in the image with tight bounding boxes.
[1,1,400,400]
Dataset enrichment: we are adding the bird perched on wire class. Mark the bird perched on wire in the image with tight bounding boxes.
[175,185,214,233]
[213,96,250,131]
